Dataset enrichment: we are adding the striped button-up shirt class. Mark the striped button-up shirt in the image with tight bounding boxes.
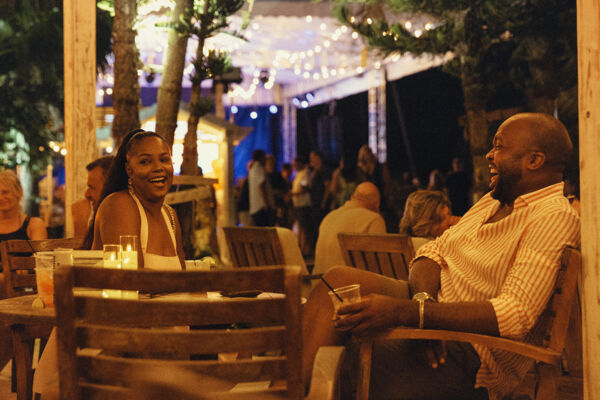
[414,182,580,399]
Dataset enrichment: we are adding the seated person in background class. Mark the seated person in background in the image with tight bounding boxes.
[301,113,580,400]
[71,155,113,238]
[0,170,47,242]
[35,130,186,399]
[0,170,46,370]
[399,190,459,251]
[90,130,184,270]
[312,182,385,282]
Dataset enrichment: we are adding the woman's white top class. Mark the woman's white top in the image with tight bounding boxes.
[129,191,181,270]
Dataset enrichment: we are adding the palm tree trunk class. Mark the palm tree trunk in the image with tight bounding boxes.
[461,72,490,202]
[155,0,193,146]
[111,0,140,147]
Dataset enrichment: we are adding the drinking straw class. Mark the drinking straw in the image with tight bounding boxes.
[321,276,343,302]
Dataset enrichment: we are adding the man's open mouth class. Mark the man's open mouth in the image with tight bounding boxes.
[489,167,498,189]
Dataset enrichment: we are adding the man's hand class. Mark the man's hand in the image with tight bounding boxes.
[333,294,415,340]
[414,340,447,369]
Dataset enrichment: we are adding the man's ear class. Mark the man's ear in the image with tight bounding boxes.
[527,151,546,170]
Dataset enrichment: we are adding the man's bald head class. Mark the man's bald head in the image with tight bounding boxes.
[351,182,381,212]
[505,113,573,174]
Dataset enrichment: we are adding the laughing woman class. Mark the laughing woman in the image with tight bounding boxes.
[34,130,185,399]
[89,129,185,270]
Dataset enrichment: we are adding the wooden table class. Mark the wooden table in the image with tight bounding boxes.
[0,291,288,400]
[0,295,54,400]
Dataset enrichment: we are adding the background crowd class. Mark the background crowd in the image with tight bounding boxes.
[234,144,473,258]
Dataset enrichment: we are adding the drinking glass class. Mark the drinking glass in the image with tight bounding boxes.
[53,248,74,268]
[103,244,122,299]
[328,284,361,321]
[34,253,55,307]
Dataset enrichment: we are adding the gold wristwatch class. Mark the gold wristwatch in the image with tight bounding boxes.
[412,292,436,329]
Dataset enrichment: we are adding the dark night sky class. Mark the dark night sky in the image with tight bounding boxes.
[297,67,466,182]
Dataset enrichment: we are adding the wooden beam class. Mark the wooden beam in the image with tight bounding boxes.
[63,0,97,238]
[577,0,600,398]
[172,175,218,186]
[165,187,212,205]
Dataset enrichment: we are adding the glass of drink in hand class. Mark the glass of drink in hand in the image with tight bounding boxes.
[328,283,361,321]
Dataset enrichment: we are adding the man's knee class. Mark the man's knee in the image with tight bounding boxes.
[323,266,357,287]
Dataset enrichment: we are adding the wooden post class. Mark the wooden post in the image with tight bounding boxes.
[215,82,225,119]
[63,0,96,238]
[577,0,600,398]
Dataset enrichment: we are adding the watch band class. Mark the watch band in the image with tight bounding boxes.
[412,292,436,329]
[418,298,425,329]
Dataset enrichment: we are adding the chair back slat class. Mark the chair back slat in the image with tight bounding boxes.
[74,297,286,326]
[14,274,37,290]
[376,252,395,278]
[338,233,415,280]
[223,227,285,267]
[72,266,287,293]
[1,238,83,298]
[55,265,304,400]
[80,383,131,400]
[78,326,286,354]
[7,256,36,270]
[78,355,288,386]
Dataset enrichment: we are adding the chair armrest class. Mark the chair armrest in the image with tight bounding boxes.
[305,346,345,400]
[302,274,322,283]
[371,328,562,365]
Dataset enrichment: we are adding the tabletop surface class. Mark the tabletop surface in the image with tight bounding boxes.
[0,295,55,325]
[0,291,286,327]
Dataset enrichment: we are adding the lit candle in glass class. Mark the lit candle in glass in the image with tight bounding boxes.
[119,235,138,299]
[120,235,138,270]
[103,244,121,299]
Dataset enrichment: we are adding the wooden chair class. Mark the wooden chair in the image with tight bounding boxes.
[223,227,318,297]
[355,247,581,400]
[0,238,83,299]
[54,265,345,400]
[0,238,82,400]
[337,233,415,280]
[223,227,285,267]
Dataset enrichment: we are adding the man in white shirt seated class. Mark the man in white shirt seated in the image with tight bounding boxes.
[312,182,385,282]
[301,113,580,400]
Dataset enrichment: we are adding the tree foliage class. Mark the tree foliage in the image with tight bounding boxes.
[331,0,577,113]
[0,1,113,172]
[330,0,577,197]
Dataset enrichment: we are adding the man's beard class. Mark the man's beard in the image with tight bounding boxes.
[491,169,521,204]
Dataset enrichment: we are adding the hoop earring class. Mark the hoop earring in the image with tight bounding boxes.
[128,177,133,194]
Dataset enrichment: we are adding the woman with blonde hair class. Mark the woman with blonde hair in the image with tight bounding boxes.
[0,170,47,242]
[399,190,458,250]
[0,170,46,371]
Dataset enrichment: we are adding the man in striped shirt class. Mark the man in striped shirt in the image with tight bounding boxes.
[302,113,580,400]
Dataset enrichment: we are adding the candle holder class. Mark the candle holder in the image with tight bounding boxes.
[119,235,139,299]
[103,244,122,299]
